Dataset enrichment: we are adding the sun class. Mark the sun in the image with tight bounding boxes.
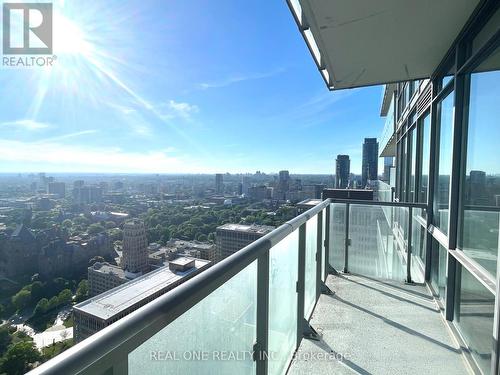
[53,12,93,57]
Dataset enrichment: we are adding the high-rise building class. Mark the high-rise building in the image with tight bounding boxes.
[276,170,290,199]
[362,138,379,187]
[122,219,149,274]
[216,224,274,260]
[335,155,350,189]
[215,173,224,194]
[48,182,66,199]
[72,185,103,205]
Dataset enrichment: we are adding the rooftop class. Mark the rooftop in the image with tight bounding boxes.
[216,223,275,234]
[75,259,210,320]
[89,262,127,279]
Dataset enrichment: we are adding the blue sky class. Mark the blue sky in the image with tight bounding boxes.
[0,0,385,174]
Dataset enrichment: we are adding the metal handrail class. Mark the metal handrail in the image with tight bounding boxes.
[29,199,331,375]
[28,197,425,375]
[330,198,427,209]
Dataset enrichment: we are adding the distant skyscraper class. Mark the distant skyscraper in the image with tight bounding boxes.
[215,173,224,194]
[122,219,149,274]
[362,138,379,187]
[277,170,290,199]
[467,170,487,205]
[335,155,350,189]
[48,182,66,199]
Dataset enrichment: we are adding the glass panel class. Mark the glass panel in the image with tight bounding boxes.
[434,91,454,235]
[418,113,431,205]
[401,137,407,201]
[442,75,453,88]
[471,8,500,55]
[128,261,257,375]
[460,69,500,277]
[430,240,447,302]
[329,203,346,271]
[411,208,426,283]
[304,215,317,319]
[348,204,405,281]
[269,230,298,375]
[321,208,326,282]
[454,266,494,374]
[409,126,417,202]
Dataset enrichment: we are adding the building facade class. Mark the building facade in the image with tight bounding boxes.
[376,13,500,372]
[88,262,130,296]
[48,182,66,198]
[216,223,274,260]
[215,173,223,194]
[361,138,379,187]
[121,219,149,274]
[335,154,350,189]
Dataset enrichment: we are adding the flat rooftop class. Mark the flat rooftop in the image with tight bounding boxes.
[75,259,210,321]
[216,223,275,234]
[89,263,126,278]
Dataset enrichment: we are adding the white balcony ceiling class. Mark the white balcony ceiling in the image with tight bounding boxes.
[293,0,480,90]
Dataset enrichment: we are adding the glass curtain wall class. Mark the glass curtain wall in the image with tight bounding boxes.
[433,92,454,235]
[459,54,500,277]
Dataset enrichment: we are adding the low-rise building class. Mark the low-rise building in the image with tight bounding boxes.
[73,257,211,342]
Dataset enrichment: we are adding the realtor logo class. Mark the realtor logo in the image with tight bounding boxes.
[3,3,53,55]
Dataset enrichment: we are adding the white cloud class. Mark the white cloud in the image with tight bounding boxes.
[0,139,199,173]
[198,68,285,90]
[168,100,199,114]
[36,130,98,143]
[0,119,51,131]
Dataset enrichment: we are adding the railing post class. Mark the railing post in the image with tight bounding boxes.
[324,204,333,276]
[296,224,306,348]
[256,251,270,375]
[406,206,413,283]
[344,202,350,273]
[316,210,323,299]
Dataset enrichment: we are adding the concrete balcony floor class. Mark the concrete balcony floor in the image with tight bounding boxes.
[288,274,472,375]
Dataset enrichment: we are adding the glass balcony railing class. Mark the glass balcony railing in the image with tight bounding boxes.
[379,98,395,156]
[28,199,426,375]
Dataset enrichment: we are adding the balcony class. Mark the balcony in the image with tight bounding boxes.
[28,199,474,375]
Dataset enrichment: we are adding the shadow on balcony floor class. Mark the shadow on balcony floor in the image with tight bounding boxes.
[288,274,472,375]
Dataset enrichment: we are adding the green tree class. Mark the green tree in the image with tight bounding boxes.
[57,289,72,306]
[61,219,73,228]
[33,298,49,316]
[196,233,207,241]
[30,281,45,302]
[75,280,89,302]
[0,303,4,318]
[0,326,11,355]
[48,296,59,311]
[87,223,105,235]
[12,289,31,311]
[160,227,171,243]
[0,341,41,375]
[105,221,116,229]
[73,216,90,226]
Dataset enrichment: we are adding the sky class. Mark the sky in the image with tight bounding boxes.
[0,0,386,175]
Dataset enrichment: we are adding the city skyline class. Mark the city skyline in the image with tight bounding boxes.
[0,0,384,175]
